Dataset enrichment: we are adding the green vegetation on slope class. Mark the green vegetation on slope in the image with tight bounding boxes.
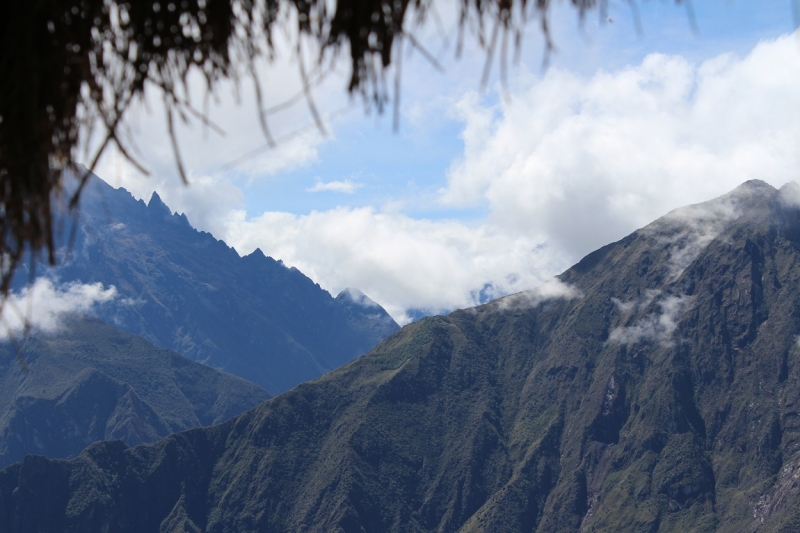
[0,316,270,468]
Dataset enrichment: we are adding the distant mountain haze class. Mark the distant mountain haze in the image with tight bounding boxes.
[15,173,399,394]
[5,181,800,531]
[0,316,270,470]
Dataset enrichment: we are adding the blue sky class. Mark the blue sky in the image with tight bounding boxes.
[231,0,795,219]
[91,0,800,323]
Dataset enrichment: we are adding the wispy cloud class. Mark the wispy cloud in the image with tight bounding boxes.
[306,178,363,194]
[640,188,752,281]
[608,294,693,346]
[0,279,118,340]
[490,278,584,312]
[611,289,661,314]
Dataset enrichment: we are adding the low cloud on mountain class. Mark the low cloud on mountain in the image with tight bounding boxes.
[491,278,584,312]
[0,279,118,340]
[609,294,694,346]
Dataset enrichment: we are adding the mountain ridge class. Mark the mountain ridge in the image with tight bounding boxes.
[20,173,400,394]
[3,180,800,531]
[0,316,271,470]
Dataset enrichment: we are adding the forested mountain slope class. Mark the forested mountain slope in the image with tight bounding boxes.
[0,317,270,470]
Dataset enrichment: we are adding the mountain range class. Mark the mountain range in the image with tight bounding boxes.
[16,173,399,394]
[0,316,270,470]
[3,180,800,532]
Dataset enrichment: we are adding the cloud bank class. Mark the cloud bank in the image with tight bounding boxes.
[221,207,565,323]
[0,279,118,340]
[442,33,800,259]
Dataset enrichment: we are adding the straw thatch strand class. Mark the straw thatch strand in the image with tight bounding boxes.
[1,0,622,298]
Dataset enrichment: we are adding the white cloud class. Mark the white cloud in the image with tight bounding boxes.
[220,207,566,324]
[612,289,661,314]
[490,278,583,312]
[640,195,740,282]
[608,294,693,346]
[88,27,347,218]
[0,279,118,340]
[306,178,363,194]
[779,181,800,208]
[442,33,800,261]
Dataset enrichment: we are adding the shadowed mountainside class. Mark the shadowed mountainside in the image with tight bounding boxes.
[16,173,399,394]
[0,317,270,470]
[3,180,800,531]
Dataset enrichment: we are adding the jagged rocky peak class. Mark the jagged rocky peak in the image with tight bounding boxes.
[147,191,171,215]
[36,172,399,394]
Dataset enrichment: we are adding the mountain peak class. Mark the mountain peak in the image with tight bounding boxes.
[732,178,775,194]
[40,175,399,394]
[147,192,171,216]
[722,178,777,207]
[779,180,800,206]
[336,287,379,308]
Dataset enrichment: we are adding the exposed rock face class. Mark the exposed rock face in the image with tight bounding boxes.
[3,180,800,532]
[0,317,270,469]
[16,173,399,394]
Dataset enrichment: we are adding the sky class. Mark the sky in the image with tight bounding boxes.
[86,0,800,324]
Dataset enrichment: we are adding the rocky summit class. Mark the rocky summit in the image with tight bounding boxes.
[3,180,800,532]
[19,172,399,394]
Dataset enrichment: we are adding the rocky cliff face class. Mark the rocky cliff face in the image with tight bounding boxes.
[3,180,800,532]
[18,173,398,394]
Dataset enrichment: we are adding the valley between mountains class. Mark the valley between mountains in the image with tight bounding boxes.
[4,180,800,532]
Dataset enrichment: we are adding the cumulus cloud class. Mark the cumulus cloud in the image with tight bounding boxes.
[0,279,118,340]
[219,206,568,324]
[608,294,693,346]
[442,33,800,261]
[307,178,363,194]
